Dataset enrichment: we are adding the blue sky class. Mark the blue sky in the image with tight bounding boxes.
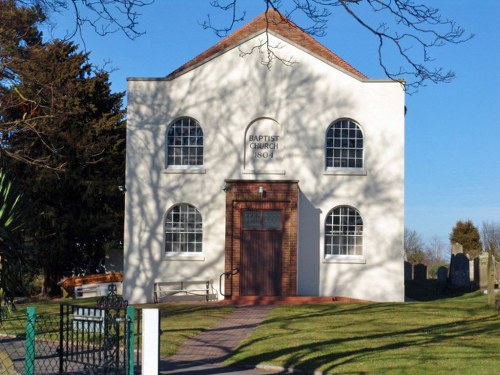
[46,0,499,248]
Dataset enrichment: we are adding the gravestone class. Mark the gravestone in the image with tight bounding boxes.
[437,266,448,283]
[496,261,500,286]
[452,242,463,255]
[474,253,489,289]
[404,261,412,281]
[413,264,427,281]
[469,258,475,281]
[449,253,470,289]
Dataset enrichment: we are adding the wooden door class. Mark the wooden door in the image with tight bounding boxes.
[240,210,282,296]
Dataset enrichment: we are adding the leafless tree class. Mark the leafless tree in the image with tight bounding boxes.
[204,0,473,93]
[15,1,472,93]
[404,228,426,264]
[427,235,447,262]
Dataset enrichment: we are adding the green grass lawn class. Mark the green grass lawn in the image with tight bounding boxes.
[2,291,498,374]
[0,297,103,336]
[1,298,236,359]
[155,304,236,357]
[225,291,500,374]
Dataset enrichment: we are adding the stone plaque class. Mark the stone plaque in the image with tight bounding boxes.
[244,118,283,172]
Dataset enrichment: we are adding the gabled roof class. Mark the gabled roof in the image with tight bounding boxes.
[166,9,367,80]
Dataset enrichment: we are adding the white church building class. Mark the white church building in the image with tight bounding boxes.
[123,10,405,303]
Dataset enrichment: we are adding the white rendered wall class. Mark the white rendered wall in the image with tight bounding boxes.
[124,32,405,303]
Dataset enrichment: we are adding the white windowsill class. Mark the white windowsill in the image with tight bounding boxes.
[163,253,205,261]
[323,256,366,264]
[164,166,206,174]
[324,168,367,176]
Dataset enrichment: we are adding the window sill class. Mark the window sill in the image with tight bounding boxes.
[323,256,366,264]
[324,168,367,176]
[164,166,206,174]
[163,254,205,261]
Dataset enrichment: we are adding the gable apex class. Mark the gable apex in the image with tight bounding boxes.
[166,9,367,80]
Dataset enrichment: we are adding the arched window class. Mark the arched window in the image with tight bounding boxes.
[166,117,203,167]
[325,119,363,169]
[165,204,202,253]
[325,206,363,257]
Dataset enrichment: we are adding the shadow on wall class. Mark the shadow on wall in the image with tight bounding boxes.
[124,46,403,302]
[298,192,321,295]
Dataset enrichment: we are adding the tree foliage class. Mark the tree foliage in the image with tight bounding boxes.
[0,0,125,295]
[205,0,472,92]
[1,0,58,169]
[449,220,482,260]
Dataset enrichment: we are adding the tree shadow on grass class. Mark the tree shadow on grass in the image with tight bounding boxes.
[226,303,499,374]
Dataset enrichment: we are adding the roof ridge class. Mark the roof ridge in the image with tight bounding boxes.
[166,8,366,80]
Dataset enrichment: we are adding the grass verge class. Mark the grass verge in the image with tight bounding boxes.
[2,292,498,374]
[1,298,236,360]
[226,292,499,374]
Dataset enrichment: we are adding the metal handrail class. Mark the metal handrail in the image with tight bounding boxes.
[219,268,239,297]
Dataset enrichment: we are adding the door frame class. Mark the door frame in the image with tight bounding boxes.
[223,180,299,298]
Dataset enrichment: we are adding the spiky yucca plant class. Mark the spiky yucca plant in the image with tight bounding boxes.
[0,170,26,314]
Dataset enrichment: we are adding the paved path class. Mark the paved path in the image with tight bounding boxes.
[159,305,282,374]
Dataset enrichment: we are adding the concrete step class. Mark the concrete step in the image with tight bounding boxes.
[220,295,369,305]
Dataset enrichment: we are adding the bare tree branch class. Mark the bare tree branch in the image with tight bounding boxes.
[238,5,296,68]
[206,0,473,93]
[17,0,153,40]
[202,0,246,37]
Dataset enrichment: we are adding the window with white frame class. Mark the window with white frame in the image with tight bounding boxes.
[166,117,203,167]
[325,119,363,169]
[165,204,202,253]
[325,206,363,257]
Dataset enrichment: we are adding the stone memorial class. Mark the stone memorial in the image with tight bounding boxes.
[496,262,500,287]
[452,242,463,255]
[474,253,489,289]
[413,263,427,281]
[449,253,470,289]
[469,258,475,281]
[437,266,448,283]
[404,261,412,281]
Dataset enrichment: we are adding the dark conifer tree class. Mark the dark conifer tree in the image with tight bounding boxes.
[449,220,483,260]
[1,0,125,295]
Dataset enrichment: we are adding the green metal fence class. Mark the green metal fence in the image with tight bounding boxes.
[0,304,136,375]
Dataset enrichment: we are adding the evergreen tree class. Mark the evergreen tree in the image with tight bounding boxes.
[449,220,483,260]
[0,1,125,295]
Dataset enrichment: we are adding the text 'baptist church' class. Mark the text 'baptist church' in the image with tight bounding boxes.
[248,135,279,159]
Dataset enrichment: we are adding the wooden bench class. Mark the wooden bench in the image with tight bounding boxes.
[153,280,215,303]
